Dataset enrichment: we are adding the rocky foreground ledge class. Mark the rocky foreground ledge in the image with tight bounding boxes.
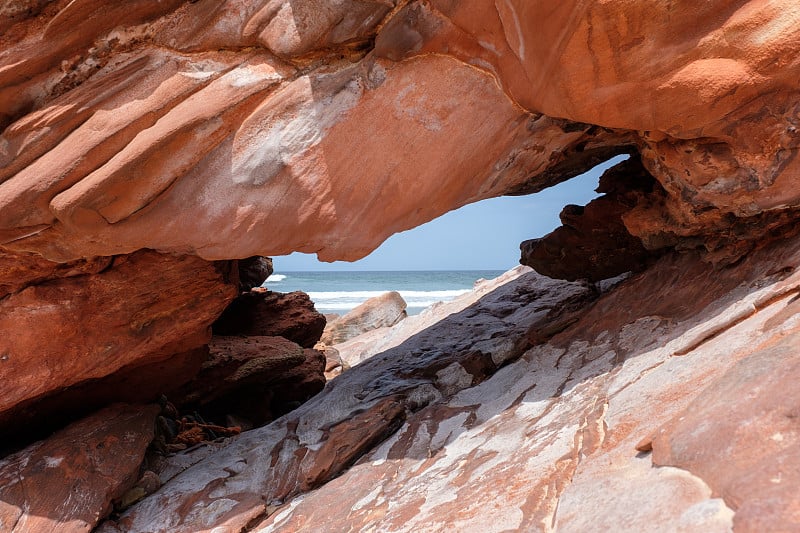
[2,1,800,531]
[3,237,800,531]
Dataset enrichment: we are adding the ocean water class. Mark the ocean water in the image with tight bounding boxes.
[262,270,506,315]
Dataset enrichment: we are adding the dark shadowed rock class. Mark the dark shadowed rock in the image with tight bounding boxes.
[521,157,667,282]
[0,250,236,444]
[213,291,326,348]
[173,336,326,426]
[237,256,273,291]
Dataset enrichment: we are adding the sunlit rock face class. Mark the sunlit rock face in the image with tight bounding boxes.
[3,0,797,263]
[2,2,800,532]
[102,234,800,533]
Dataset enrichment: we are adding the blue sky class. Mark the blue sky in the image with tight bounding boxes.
[276,156,627,271]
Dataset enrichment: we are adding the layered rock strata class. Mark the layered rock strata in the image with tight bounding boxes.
[2,1,797,264]
[100,266,596,532]
[93,230,800,532]
[0,404,159,533]
[0,249,236,445]
[1,1,799,531]
[521,157,667,282]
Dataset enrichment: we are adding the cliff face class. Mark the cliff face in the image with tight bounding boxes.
[2,0,798,263]
[1,1,800,532]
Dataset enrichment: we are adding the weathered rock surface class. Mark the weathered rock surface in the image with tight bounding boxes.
[3,1,798,264]
[0,250,236,441]
[213,290,326,348]
[174,336,325,425]
[321,290,407,345]
[0,404,158,532]
[99,267,594,532]
[648,336,800,531]
[334,266,534,367]
[84,232,800,532]
[253,228,800,532]
[236,256,274,292]
[0,248,111,297]
[2,1,800,531]
[521,157,667,282]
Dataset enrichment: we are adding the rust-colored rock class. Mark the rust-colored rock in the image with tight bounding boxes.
[2,345,209,455]
[1,1,798,264]
[213,291,326,348]
[0,404,158,532]
[321,290,407,345]
[2,2,800,531]
[101,269,591,532]
[521,157,667,282]
[649,333,800,532]
[0,250,236,436]
[0,247,111,297]
[174,335,325,425]
[237,256,273,292]
[251,224,800,533]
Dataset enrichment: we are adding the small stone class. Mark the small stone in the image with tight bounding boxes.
[635,436,654,453]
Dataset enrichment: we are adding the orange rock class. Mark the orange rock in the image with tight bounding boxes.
[2,2,800,531]
[649,334,800,532]
[0,250,236,436]
[1,1,798,264]
[0,404,158,532]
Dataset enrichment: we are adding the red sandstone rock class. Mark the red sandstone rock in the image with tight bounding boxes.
[2,345,210,454]
[521,157,667,282]
[1,1,797,264]
[213,291,326,348]
[0,248,111,297]
[99,269,594,532]
[333,266,535,367]
[251,224,800,533]
[0,404,158,532]
[173,335,325,425]
[2,2,800,531]
[321,290,407,345]
[0,250,236,435]
[649,334,800,532]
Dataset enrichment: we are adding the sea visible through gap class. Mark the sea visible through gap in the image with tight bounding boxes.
[261,270,506,316]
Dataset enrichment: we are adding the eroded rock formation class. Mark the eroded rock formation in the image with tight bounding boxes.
[521,157,667,282]
[0,250,236,446]
[321,290,407,345]
[0,404,159,533]
[3,0,798,265]
[2,1,800,531]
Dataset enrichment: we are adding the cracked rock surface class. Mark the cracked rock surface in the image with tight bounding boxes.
[88,229,800,532]
[2,1,798,262]
[2,1,800,531]
[253,227,800,533]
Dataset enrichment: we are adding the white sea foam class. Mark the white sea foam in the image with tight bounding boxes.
[310,289,470,313]
[307,290,469,300]
[315,300,447,311]
[266,274,287,282]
